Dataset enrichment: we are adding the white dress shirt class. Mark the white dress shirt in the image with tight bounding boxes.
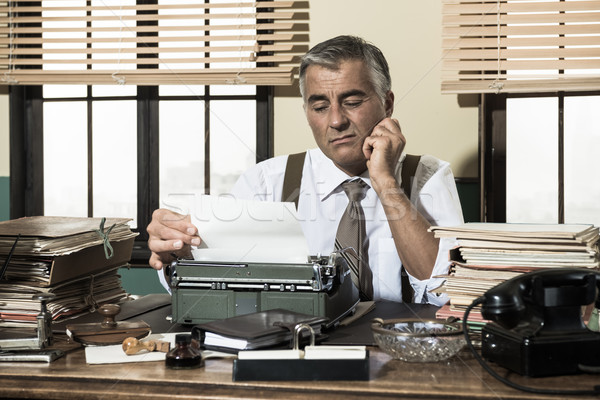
[230,148,464,305]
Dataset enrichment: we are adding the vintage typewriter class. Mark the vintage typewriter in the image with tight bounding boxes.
[167,251,359,328]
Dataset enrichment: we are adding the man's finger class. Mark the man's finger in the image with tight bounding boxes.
[154,210,197,233]
[148,236,188,254]
[148,219,201,247]
[362,135,376,159]
[149,252,164,270]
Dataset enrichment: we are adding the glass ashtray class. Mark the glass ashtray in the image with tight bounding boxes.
[371,318,466,362]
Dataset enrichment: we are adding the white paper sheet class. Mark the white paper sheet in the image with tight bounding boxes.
[190,195,309,264]
[84,332,234,364]
[85,332,177,364]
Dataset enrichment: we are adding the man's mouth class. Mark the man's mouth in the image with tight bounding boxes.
[330,134,355,145]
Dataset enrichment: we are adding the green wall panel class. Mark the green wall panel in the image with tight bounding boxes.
[0,176,8,222]
[118,267,168,296]
[456,181,480,223]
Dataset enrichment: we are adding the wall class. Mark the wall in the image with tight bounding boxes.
[273,1,479,179]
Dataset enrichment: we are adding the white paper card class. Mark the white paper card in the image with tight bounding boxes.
[85,333,177,364]
[190,194,309,264]
[84,332,233,364]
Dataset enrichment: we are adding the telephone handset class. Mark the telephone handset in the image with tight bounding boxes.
[476,268,600,377]
[482,268,599,335]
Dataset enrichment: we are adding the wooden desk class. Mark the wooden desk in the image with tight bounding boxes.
[1,297,598,400]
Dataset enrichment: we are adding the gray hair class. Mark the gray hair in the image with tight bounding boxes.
[299,35,392,103]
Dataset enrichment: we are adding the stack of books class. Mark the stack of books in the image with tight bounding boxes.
[0,216,138,328]
[430,223,600,324]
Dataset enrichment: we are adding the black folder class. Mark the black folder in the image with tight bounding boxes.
[191,309,328,352]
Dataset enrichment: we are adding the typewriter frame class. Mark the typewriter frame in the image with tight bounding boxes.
[168,253,360,328]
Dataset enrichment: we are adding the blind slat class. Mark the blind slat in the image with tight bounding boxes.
[444,48,600,60]
[5,55,295,65]
[0,1,295,12]
[0,21,296,34]
[442,12,600,25]
[1,11,297,24]
[441,0,600,94]
[443,36,600,49]
[0,1,308,86]
[443,1,600,14]
[443,59,600,71]
[443,24,600,37]
[0,43,295,56]
[442,78,600,94]
[0,33,295,45]
[0,68,296,86]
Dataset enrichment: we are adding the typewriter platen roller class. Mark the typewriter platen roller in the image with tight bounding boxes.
[168,252,359,328]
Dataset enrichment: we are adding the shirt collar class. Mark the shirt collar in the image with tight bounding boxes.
[307,148,372,202]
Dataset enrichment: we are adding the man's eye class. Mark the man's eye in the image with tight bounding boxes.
[344,100,363,108]
[312,105,329,113]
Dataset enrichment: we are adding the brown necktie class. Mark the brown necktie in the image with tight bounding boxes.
[334,179,374,301]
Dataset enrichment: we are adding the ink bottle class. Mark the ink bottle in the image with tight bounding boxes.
[165,333,203,369]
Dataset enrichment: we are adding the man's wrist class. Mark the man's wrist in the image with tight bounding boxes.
[377,185,417,221]
[371,174,398,194]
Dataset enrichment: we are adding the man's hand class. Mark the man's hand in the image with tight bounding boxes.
[362,117,406,193]
[147,209,201,270]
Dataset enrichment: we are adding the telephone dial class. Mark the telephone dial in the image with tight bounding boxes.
[475,268,600,377]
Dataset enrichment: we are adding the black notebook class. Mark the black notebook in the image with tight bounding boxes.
[191,309,328,352]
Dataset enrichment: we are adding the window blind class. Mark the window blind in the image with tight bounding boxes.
[0,0,308,86]
[442,0,600,94]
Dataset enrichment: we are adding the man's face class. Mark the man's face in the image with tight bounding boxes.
[303,59,393,176]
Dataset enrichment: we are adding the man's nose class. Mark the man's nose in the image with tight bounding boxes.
[328,104,349,130]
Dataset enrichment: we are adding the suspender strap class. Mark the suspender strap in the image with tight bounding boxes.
[400,154,421,200]
[282,151,306,209]
[399,154,421,303]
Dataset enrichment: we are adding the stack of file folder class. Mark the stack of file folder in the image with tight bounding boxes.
[0,216,138,328]
[430,223,600,324]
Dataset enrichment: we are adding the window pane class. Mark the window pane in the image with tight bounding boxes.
[92,85,136,97]
[44,85,87,99]
[92,101,137,227]
[159,85,205,97]
[211,85,256,96]
[564,95,600,226]
[44,102,87,216]
[506,97,558,223]
[210,100,256,194]
[159,100,205,208]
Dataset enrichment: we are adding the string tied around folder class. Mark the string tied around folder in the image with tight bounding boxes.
[95,217,115,260]
[85,273,99,312]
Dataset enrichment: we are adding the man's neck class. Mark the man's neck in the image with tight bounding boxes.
[335,162,368,177]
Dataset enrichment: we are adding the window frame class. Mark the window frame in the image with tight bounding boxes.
[8,84,273,264]
[481,90,600,223]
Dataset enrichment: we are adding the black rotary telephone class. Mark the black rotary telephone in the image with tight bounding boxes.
[463,268,600,395]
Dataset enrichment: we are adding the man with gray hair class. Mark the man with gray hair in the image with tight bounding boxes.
[147,35,463,304]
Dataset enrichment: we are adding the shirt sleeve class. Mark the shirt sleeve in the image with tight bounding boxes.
[408,157,464,306]
[230,163,269,201]
[230,155,287,202]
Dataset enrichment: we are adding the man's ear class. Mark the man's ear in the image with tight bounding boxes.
[385,90,395,117]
